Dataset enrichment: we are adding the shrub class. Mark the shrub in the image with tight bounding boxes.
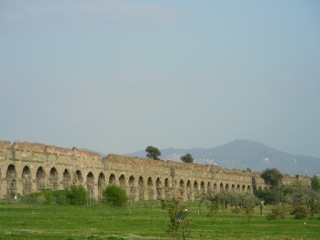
[103,185,128,207]
[25,191,46,204]
[267,204,288,220]
[66,185,86,205]
[243,205,255,222]
[231,207,241,213]
[51,190,67,204]
[291,204,310,219]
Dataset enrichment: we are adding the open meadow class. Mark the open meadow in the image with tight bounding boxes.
[0,201,319,240]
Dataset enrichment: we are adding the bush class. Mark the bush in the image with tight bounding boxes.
[291,204,310,219]
[51,190,67,204]
[267,204,288,220]
[25,192,46,204]
[103,185,128,207]
[66,185,86,205]
[231,207,241,213]
[243,205,255,222]
[23,189,69,205]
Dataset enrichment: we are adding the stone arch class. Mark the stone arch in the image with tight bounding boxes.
[247,185,251,192]
[242,185,246,192]
[236,184,240,192]
[213,183,218,191]
[178,179,185,200]
[186,180,192,200]
[36,167,46,191]
[109,173,116,184]
[225,183,229,191]
[200,181,205,194]
[231,184,235,192]
[62,169,71,189]
[164,178,169,188]
[207,182,212,194]
[6,164,17,198]
[98,173,105,200]
[128,175,136,200]
[164,178,170,199]
[138,176,144,200]
[87,172,94,198]
[74,170,83,186]
[119,174,126,188]
[22,166,32,195]
[147,177,154,200]
[156,177,162,200]
[220,183,224,191]
[49,167,58,190]
[194,180,199,197]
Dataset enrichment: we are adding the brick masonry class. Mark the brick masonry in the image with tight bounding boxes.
[0,140,310,200]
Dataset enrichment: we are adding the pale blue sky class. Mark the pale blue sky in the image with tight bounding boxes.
[1,0,320,157]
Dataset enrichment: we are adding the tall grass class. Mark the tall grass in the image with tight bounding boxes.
[0,200,319,240]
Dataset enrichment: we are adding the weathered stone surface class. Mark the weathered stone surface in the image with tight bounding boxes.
[12,141,46,153]
[0,140,310,200]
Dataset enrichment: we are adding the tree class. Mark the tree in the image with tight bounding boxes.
[180,153,194,163]
[145,146,161,160]
[261,168,283,189]
[311,175,320,192]
[103,185,128,207]
[166,198,190,240]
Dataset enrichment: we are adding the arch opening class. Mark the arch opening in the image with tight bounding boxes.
[147,177,154,200]
[138,176,144,200]
[49,167,58,190]
[119,174,126,188]
[36,167,46,192]
[74,170,83,186]
[109,174,116,184]
[22,166,32,195]
[63,169,71,189]
[156,177,162,200]
[87,172,94,198]
[128,175,136,200]
[98,173,105,200]
[6,164,17,198]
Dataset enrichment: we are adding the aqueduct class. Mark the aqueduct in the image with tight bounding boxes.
[0,140,307,201]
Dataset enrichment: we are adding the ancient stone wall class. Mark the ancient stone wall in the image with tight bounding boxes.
[0,140,308,201]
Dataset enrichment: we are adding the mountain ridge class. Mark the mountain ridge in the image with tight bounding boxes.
[126,140,320,176]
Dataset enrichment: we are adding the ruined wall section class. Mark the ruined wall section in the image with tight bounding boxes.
[103,154,267,200]
[1,140,309,201]
[0,141,104,198]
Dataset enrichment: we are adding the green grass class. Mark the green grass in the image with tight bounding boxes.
[0,201,319,240]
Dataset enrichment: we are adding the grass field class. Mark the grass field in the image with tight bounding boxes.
[0,201,319,240]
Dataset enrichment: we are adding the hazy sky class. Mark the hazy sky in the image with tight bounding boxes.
[1,0,320,157]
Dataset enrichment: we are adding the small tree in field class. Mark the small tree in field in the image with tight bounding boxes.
[166,198,190,240]
[103,185,128,207]
[201,192,219,223]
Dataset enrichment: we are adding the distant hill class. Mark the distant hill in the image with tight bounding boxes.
[126,140,320,176]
